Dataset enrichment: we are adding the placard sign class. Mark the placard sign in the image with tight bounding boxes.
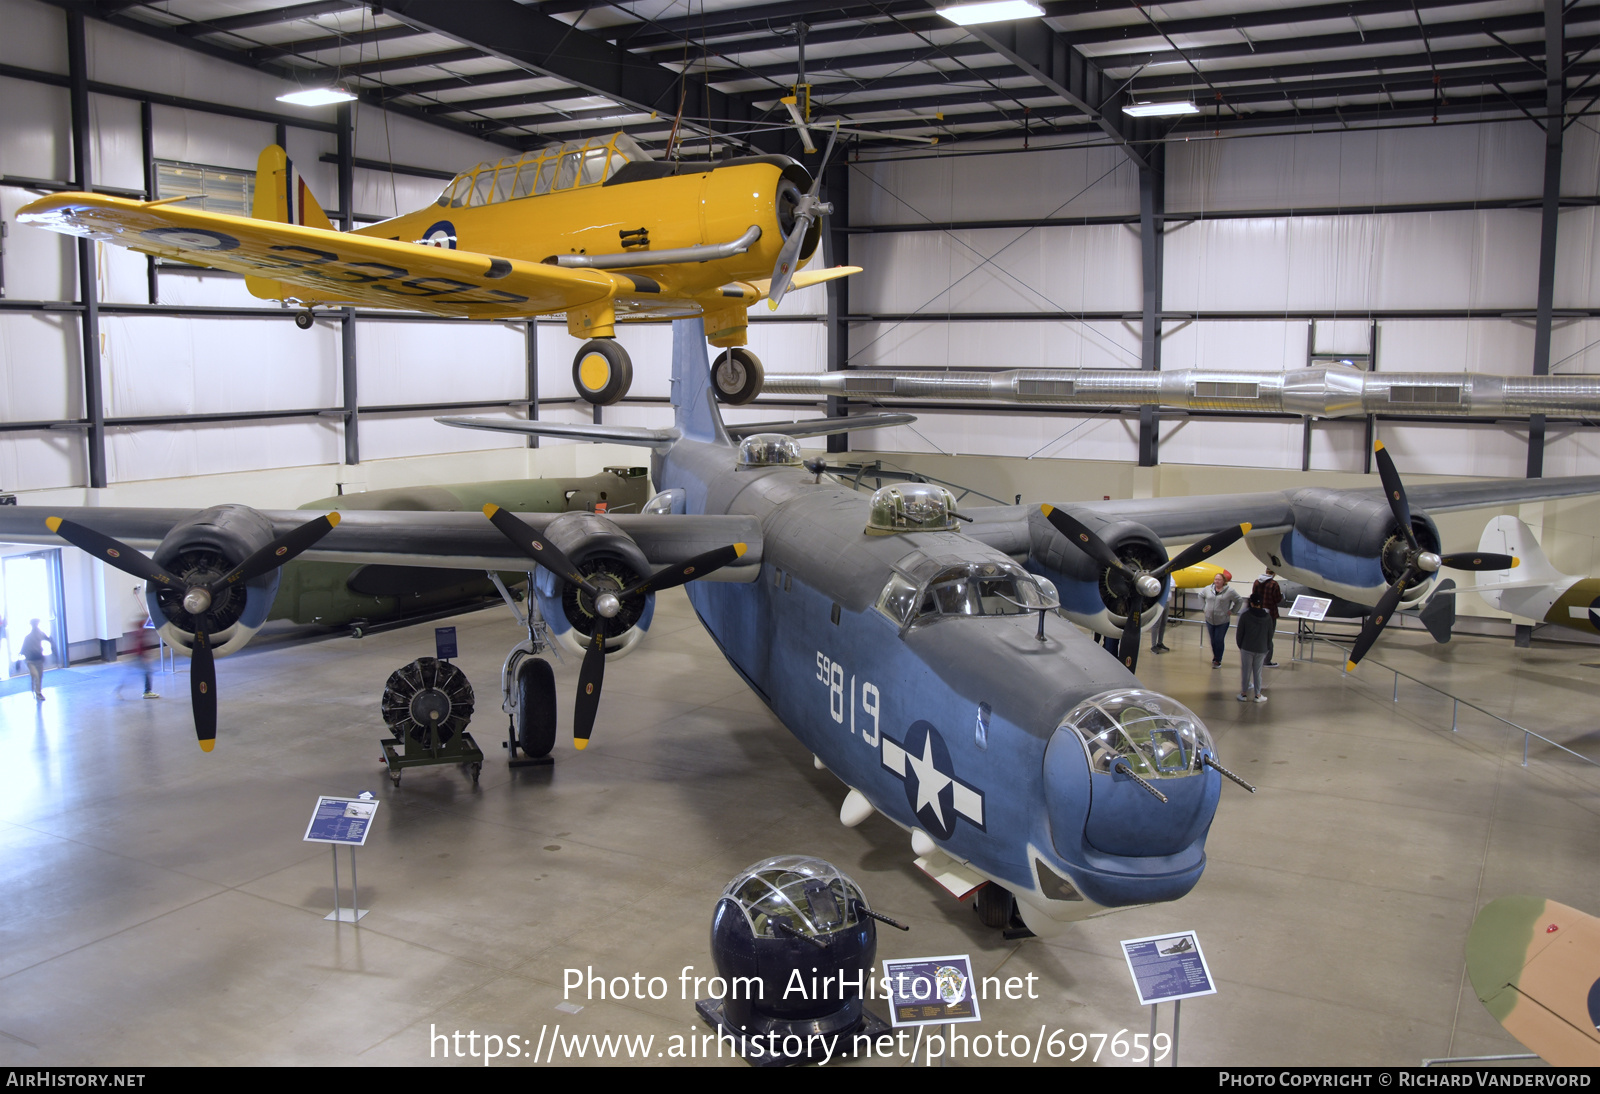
[882,955,982,1026]
[1287,595,1332,621]
[435,626,458,659]
[1120,931,1217,1006]
[303,796,379,846]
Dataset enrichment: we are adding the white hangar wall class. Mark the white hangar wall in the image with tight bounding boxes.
[835,121,1600,481]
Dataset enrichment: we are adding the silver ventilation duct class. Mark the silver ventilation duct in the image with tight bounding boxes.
[759,365,1600,418]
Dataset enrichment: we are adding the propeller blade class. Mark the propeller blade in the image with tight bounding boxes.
[1372,441,1420,551]
[768,126,838,307]
[1040,504,1131,575]
[1440,551,1517,571]
[1118,601,1144,674]
[573,622,607,750]
[619,543,748,597]
[1345,574,1411,671]
[1156,523,1252,578]
[482,504,598,593]
[46,517,182,587]
[190,630,218,752]
[206,512,341,594]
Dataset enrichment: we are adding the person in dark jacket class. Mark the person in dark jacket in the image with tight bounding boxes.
[1253,567,1285,667]
[1236,592,1273,703]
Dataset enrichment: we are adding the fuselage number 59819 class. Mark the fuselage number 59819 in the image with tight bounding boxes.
[816,651,880,747]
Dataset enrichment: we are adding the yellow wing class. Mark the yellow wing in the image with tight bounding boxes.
[17,192,623,319]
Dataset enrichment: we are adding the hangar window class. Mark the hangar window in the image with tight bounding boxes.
[155,160,254,217]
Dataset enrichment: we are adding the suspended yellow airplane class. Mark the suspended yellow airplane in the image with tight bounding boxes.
[18,131,858,406]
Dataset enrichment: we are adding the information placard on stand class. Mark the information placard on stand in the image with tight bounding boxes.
[303,795,378,923]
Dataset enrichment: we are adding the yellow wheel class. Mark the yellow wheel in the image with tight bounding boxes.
[572,339,633,406]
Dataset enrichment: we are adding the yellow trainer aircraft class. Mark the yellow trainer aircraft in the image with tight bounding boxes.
[18,131,858,406]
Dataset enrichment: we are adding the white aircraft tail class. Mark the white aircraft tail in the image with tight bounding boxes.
[1475,515,1563,612]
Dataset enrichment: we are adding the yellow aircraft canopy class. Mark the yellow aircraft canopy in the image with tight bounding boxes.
[436,132,651,210]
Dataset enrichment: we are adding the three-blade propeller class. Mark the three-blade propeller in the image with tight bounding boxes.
[1040,504,1251,674]
[1344,442,1517,671]
[45,512,340,751]
[768,124,838,309]
[483,504,746,749]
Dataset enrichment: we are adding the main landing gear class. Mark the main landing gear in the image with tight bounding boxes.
[293,308,314,330]
[486,571,558,768]
[710,347,763,405]
[573,339,633,406]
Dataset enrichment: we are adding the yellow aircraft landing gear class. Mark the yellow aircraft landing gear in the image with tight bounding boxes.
[293,308,314,330]
[710,347,763,405]
[573,339,633,406]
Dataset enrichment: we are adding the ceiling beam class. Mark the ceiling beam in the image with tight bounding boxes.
[248,23,423,63]
[177,1,360,37]
[382,0,776,153]
[296,46,486,82]
[965,20,1159,167]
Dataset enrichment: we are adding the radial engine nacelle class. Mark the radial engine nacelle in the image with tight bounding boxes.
[143,504,283,657]
[1247,488,1442,606]
[1027,511,1168,637]
[529,511,657,659]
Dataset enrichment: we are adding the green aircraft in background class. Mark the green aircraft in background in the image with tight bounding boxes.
[266,467,652,632]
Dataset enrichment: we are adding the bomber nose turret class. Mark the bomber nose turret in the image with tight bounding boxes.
[1040,689,1247,906]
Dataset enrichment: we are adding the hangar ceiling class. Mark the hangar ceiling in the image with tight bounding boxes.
[51,0,1598,159]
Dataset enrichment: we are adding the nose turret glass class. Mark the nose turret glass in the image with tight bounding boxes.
[1058,689,1213,778]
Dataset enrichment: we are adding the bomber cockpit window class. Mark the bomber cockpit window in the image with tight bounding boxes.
[875,558,1053,628]
[436,132,649,208]
[1058,689,1213,779]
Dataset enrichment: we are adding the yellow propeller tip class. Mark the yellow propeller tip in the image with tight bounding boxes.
[1040,503,1054,516]
[574,739,588,751]
[734,543,748,557]
[1512,557,1521,568]
[326,511,340,527]
[1240,522,1252,534]
[1345,661,1358,674]
[198,739,215,753]
[1374,440,1386,452]
[483,503,500,517]
[768,299,779,311]
[45,516,62,532]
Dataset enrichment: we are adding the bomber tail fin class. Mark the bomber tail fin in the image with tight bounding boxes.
[246,145,337,301]
[670,318,731,446]
[1478,516,1562,586]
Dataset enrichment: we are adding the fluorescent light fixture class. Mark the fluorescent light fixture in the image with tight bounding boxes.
[938,0,1043,26]
[276,87,357,107]
[1122,99,1200,117]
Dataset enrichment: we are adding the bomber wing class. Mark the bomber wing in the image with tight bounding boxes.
[0,507,762,581]
[16,192,623,318]
[965,475,1600,554]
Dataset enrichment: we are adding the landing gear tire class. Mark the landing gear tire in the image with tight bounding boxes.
[976,883,1014,929]
[710,347,763,405]
[294,309,314,330]
[573,339,632,406]
[516,658,558,759]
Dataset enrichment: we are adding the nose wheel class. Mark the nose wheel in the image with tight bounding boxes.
[573,339,633,406]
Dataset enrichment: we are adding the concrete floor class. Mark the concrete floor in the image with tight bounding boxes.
[2,591,1597,1067]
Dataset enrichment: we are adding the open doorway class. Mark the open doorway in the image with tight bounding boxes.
[3,549,67,677]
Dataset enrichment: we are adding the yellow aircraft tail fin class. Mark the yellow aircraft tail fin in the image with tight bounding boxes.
[247,145,338,301]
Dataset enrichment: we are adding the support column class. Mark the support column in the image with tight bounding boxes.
[141,100,157,305]
[67,9,106,489]
[822,157,850,454]
[1137,146,1164,468]
[1529,0,1565,479]
[525,320,539,449]
[336,104,358,465]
